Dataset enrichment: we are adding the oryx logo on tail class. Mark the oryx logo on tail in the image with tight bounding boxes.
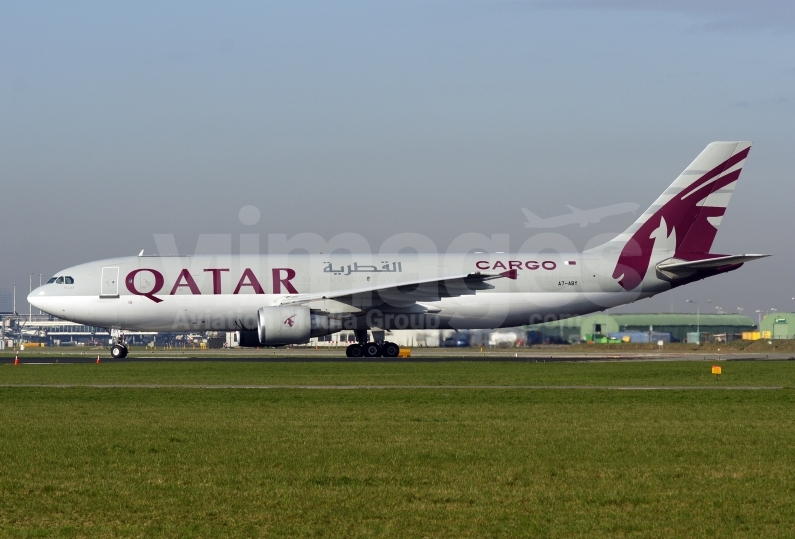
[609,142,751,291]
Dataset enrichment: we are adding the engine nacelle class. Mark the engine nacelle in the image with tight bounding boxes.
[258,306,311,345]
[256,306,343,346]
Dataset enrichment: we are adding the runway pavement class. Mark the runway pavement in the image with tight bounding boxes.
[3,352,795,364]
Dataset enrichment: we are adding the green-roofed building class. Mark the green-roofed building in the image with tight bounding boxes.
[527,313,756,343]
[760,313,795,340]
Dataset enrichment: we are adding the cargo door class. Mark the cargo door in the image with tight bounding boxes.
[582,259,599,284]
[100,267,120,297]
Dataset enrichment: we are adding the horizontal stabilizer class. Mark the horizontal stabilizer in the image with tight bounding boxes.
[656,254,769,273]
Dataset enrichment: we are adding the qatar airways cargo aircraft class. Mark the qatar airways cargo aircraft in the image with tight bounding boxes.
[29,141,767,358]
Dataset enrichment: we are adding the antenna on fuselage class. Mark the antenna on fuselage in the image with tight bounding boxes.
[138,250,144,256]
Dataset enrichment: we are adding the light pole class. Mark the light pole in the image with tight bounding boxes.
[687,299,700,343]
[29,273,32,321]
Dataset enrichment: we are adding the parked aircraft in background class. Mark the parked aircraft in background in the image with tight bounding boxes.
[522,202,640,228]
[29,142,767,358]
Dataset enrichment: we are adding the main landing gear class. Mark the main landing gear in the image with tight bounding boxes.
[345,341,400,358]
[345,329,400,358]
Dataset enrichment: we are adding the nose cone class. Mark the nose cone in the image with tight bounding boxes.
[27,287,48,313]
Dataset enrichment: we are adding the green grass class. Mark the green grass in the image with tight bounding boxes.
[2,362,795,537]
[2,359,795,387]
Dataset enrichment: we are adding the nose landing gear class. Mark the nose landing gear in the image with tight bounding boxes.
[109,329,129,359]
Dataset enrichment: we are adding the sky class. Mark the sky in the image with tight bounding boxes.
[1,0,794,319]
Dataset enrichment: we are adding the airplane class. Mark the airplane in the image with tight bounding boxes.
[28,141,768,358]
[522,202,640,228]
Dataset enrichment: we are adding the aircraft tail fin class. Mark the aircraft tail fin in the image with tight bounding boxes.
[593,141,752,290]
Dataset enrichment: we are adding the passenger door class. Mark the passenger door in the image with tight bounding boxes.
[100,267,120,297]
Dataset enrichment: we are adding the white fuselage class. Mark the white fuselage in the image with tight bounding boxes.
[28,252,666,333]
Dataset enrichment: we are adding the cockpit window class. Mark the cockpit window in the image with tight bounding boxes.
[65,276,74,284]
[56,277,64,284]
[47,277,57,284]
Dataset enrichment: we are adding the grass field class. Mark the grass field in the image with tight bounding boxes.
[2,361,795,538]
[2,359,795,387]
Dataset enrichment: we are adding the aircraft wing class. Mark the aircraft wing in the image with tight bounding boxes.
[656,254,769,273]
[277,270,518,308]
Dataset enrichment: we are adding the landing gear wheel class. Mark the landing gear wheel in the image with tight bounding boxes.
[363,343,382,358]
[111,345,126,359]
[346,344,364,358]
[382,342,400,358]
[120,345,128,358]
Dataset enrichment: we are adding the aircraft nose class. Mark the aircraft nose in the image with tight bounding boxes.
[27,287,47,312]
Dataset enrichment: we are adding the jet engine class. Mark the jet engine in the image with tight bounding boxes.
[252,305,342,346]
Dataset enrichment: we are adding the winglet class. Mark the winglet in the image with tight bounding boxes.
[500,269,518,280]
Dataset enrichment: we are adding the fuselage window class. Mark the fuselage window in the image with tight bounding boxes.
[65,277,74,284]
[56,277,64,284]
[47,277,57,284]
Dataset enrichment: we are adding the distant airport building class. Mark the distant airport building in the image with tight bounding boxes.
[303,314,760,348]
[5,315,163,347]
[760,313,795,340]
[528,313,756,343]
[0,289,11,314]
